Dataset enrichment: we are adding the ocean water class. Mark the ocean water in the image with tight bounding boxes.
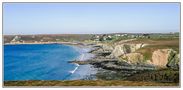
[4,44,96,81]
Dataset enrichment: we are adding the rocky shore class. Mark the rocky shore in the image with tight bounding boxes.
[68,44,152,80]
[68,40,179,82]
[69,43,156,71]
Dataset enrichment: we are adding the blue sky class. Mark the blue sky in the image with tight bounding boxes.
[3,3,180,35]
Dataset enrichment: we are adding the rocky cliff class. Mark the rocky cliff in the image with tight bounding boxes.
[110,43,147,58]
[105,43,179,69]
[150,49,179,69]
[119,53,144,64]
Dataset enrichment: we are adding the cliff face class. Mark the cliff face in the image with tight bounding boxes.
[101,44,114,52]
[110,43,147,58]
[150,49,179,69]
[167,53,179,69]
[107,43,179,69]
[120,53,144,64]
[150,49,170,67]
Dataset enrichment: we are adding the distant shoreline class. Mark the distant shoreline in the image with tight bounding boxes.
[3,41,83,46]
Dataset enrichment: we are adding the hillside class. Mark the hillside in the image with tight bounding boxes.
[4,34,93,44]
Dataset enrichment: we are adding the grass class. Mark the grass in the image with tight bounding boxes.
[4,80,179,86]
[110,37,133,43]
[136,45,179,60]
[134,38,179,60]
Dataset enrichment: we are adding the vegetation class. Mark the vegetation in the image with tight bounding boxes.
[134,38,179,60]
[107,33,179,43]
[126,69,179,83]
[4,80,178,86]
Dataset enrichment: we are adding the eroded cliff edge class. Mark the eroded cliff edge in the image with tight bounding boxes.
[81,38,179,83]
[92,39,179,70]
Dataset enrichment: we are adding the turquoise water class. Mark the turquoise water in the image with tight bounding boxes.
[4,44,87,81]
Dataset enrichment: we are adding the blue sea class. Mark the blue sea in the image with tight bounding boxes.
[4,44,97,81]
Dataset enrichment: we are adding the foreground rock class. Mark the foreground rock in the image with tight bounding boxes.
[125,69,179,83]
[69,59,156,71]
[91,60,155,71]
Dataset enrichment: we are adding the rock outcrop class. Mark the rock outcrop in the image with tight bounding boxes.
[119,53,144,64]
[167,52,179,69]
[150,49,179,69]
[102,44,114,52]
[110,43,146,58]
[92,42,179,70]
[112,47,179,69]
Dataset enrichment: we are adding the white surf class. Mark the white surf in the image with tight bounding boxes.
[69,66,78,74]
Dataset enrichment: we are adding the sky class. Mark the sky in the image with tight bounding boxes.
[3,3,180,35]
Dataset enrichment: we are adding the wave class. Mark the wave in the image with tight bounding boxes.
[69,46,94,75]
[69,63,80,74]
[69,66,78,74]
[75,63,80,67]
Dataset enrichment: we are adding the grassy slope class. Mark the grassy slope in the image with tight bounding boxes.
[4,80,178,86]
[132,38,179,60]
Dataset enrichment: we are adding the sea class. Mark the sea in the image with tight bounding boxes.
[4,44,97,81]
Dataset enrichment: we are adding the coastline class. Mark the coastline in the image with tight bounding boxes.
[4,41,81,45]
[68,43,98,80]
[3,41,179,85]
[68,43,179,84]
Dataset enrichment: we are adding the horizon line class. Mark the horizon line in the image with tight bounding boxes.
[3,32,180,36]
